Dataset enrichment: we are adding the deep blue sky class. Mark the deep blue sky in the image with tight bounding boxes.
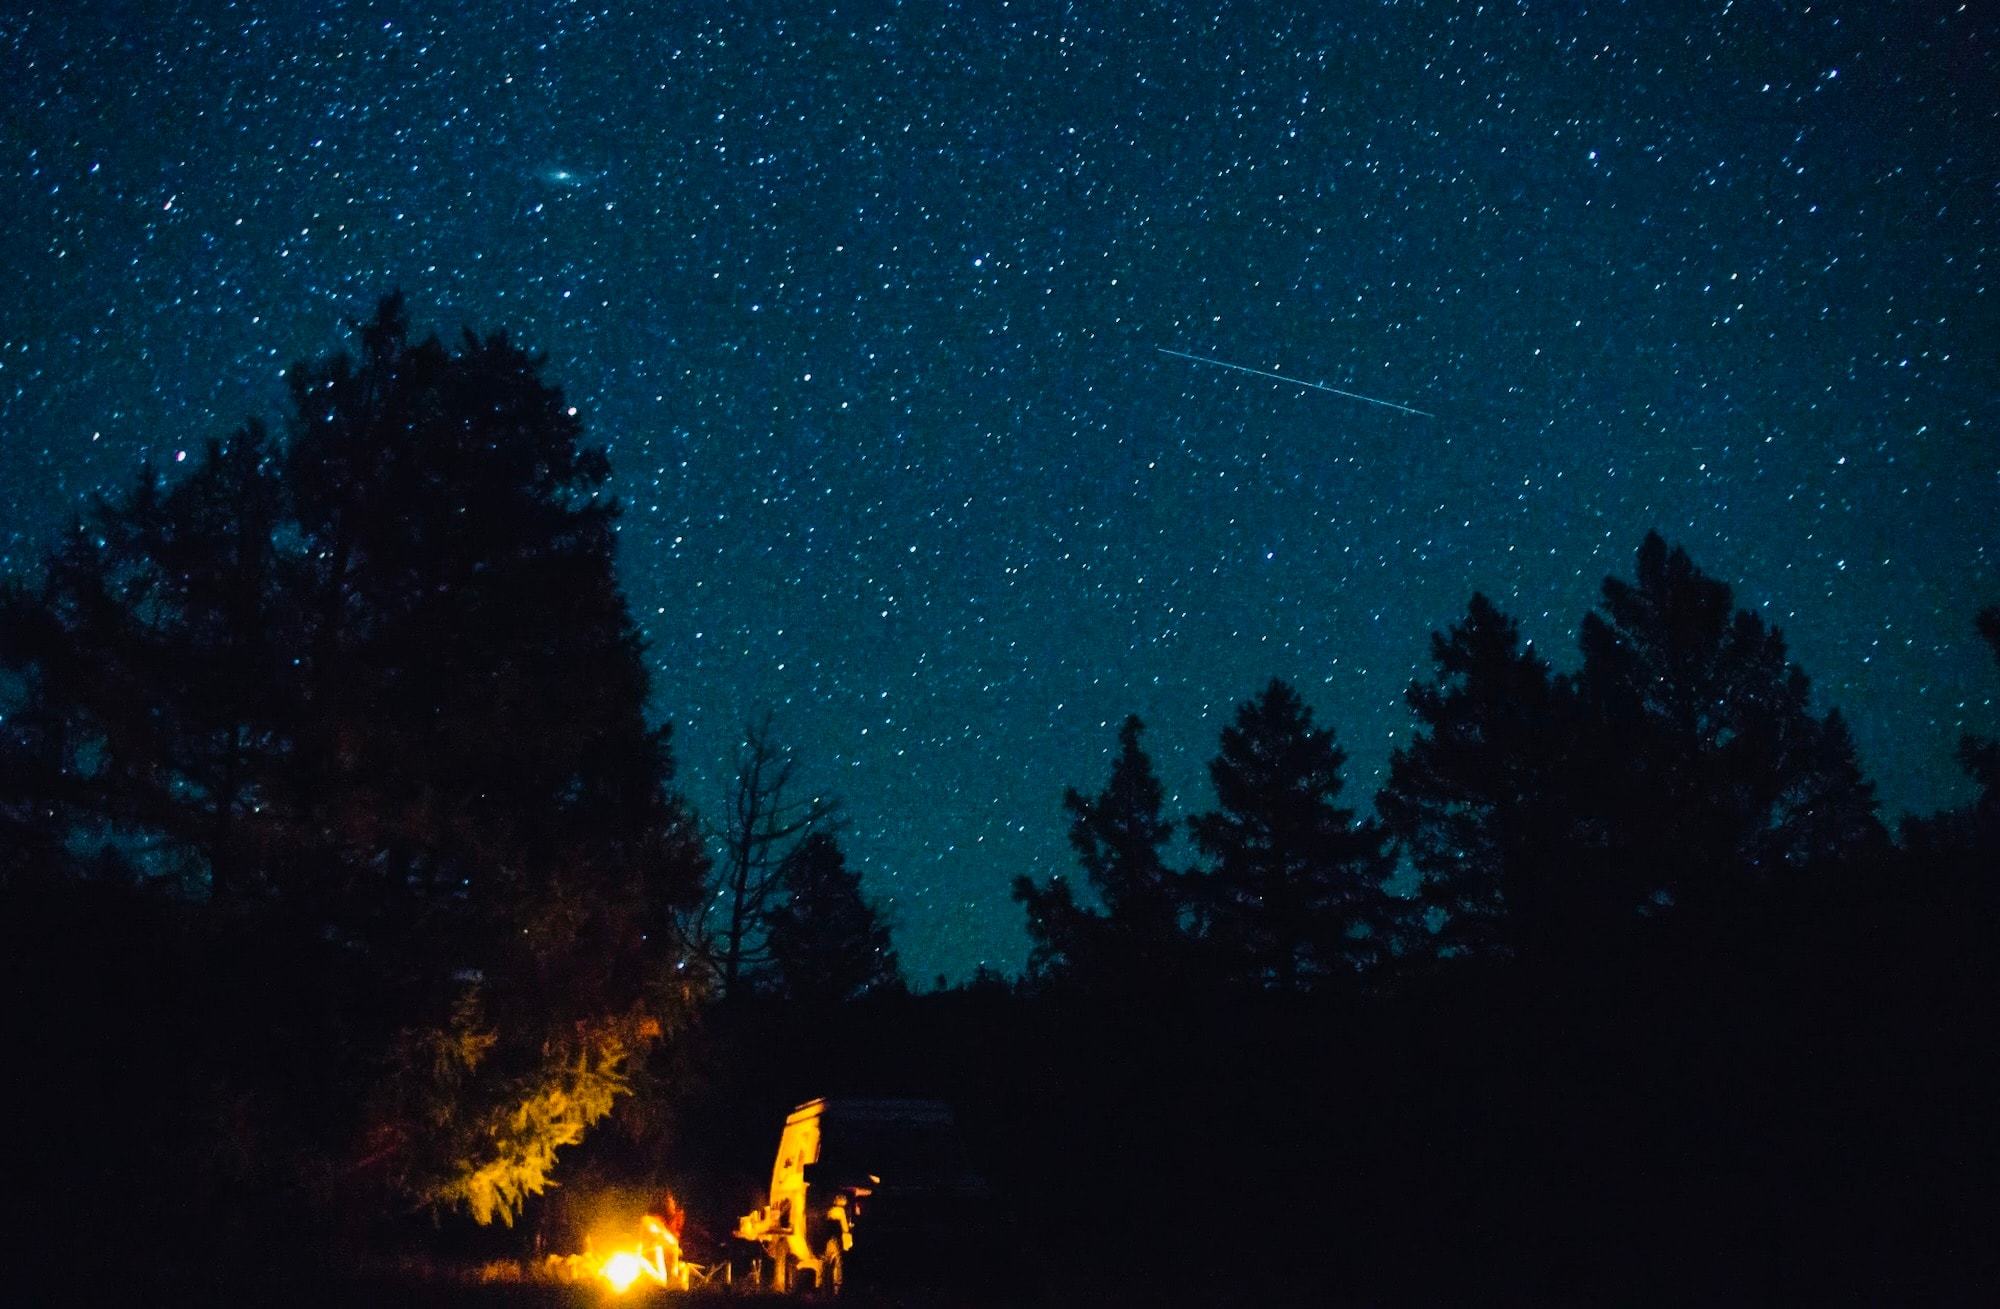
[4,1,1994,982]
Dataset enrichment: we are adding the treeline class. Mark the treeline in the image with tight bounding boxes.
[662,454,1999,1300]
[2,295,1994,1298]
[1014,535,1997,995]
[905,536,1997,1301]
[719,558,1998,1302]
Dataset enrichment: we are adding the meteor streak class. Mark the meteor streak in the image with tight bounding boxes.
[1157,347,1435,418]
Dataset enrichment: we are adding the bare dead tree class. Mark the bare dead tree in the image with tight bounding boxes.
[700,712,840,998]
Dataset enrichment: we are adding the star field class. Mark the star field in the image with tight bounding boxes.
[3,1,1994,981]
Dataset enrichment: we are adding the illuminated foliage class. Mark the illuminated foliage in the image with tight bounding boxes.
[362,983,644,1226]
[450,1025,634,1225]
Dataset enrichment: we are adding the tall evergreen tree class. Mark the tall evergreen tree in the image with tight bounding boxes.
[1377,593,1579,959]
[291,297,708,1223]
[764,832,900,1005]
[1014,714,1192,987]
[1576,532,1883,923]
[277,297,706,945]
[0,295,710,1227]
[1189,679,1390,990]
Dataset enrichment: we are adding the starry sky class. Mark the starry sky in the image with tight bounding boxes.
[3,1,1994,982]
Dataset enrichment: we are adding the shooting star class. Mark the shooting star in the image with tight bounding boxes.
[1157,347,1435,418]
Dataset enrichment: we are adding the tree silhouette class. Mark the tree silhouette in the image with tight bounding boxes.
[0,294,709,1226]
[1377,593,1579,959]
[1014,714,1192,987]
[1189,679,1390,990]
[764,831,900,1006]
[0,420,293,896]
[1012,867,1088,983]
[1961,605,2000,832]
[701,713,840,999]
[1576,532,1883,924]
[1903,604,2000,902]
[0,605,77,885]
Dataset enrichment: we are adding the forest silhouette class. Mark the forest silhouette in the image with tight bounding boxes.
[2,299,1994,1303]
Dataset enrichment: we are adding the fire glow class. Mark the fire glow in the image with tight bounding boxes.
[597,1244,662,1294]
[552,1210,690,1294]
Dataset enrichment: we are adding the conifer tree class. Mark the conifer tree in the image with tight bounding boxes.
[0,420,292,895]
[1377,594,1578,959]
[1012,865,1088,983]
[1961,605,2000,832]
[1014,714,1191,987]
[1189,679,1390,990]
[0,294,709,1227]
[764,831,900,1005]
[1576,532,1883,922]
[1903,604,2000,892]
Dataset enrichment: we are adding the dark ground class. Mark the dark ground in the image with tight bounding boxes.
[11,876,1999,1307]
[630,937,2000,1307]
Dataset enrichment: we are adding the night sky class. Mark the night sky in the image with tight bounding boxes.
[4,1,1994,983]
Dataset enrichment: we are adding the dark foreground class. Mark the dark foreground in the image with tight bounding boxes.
[15,878,2000,1307]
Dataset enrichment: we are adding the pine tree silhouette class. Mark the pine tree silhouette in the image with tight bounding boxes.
[1014,714,1192,987]
[0,419,292,895]
[765,831,900,1005]
[1577,532,1883,924]
[0,294,709,1226]
[1903,604,2000,906]
[1961,605,2000,832]
[1190,679,1390,990]
[1377,593,1579,959]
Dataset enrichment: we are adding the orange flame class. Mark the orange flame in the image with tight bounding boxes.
[589,1216,681,1294]
[543,1202,694,1294]
[599,1247,659,1293]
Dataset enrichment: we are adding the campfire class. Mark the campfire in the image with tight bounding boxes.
[545,1195,699,1294]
